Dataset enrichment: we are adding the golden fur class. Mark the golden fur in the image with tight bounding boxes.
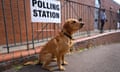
[39,18,84,71]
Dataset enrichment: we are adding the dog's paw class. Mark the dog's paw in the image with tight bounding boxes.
[59,66,66,71]
[42,66,53,71]
[62,61,68,65]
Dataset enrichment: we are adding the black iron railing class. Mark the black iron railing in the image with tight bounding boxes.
[0,0,119,53]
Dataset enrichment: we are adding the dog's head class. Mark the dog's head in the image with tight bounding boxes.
[63,18,84,34]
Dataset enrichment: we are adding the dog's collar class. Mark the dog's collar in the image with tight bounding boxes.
[62,30,73,40]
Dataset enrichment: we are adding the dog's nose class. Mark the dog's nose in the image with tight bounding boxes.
[81,23,84,26]
[80,22,84,26]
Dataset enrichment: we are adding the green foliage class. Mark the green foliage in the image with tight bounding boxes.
[13,65,23,70]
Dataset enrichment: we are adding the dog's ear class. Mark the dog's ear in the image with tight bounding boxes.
[78,18,82,21]
[63,21,71,33]
[63,21,69,29]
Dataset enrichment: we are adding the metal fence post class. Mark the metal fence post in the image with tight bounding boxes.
[23,0,29,50]
[1,0,10,53]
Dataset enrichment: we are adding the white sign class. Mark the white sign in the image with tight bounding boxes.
[30,0,61,23]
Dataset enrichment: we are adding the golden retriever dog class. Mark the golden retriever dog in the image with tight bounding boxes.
[39,18,84,71]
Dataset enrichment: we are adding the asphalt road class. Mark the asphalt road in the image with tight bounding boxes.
[4,43,120,72]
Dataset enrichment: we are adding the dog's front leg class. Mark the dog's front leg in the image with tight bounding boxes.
[57,55,65,71]
[62,54,68,65]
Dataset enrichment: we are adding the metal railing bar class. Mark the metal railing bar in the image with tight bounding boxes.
[16,0,23,45]
[1,0,10,53]
[36,23,39,42]
[10,0,16,45]
[87,6,91,36]
[31,22,35,49]
[66,0,99,9]
[3,38,51,48]
[23,0,29,50]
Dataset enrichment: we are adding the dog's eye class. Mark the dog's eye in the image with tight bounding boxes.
[73,21,76,23]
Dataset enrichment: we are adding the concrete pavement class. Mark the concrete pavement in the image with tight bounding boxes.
[3,43,120,72]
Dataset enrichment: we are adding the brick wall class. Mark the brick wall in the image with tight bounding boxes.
[100,0,120,30]
[101,0,120,11]
[0,0,120,45]
[0,0,33,45]
[74,31,120,50]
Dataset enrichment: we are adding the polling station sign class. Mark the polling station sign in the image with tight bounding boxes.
[30,0,61,23]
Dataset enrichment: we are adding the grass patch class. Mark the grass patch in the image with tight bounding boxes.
[13,65,23,71]
[77,48,87,52]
